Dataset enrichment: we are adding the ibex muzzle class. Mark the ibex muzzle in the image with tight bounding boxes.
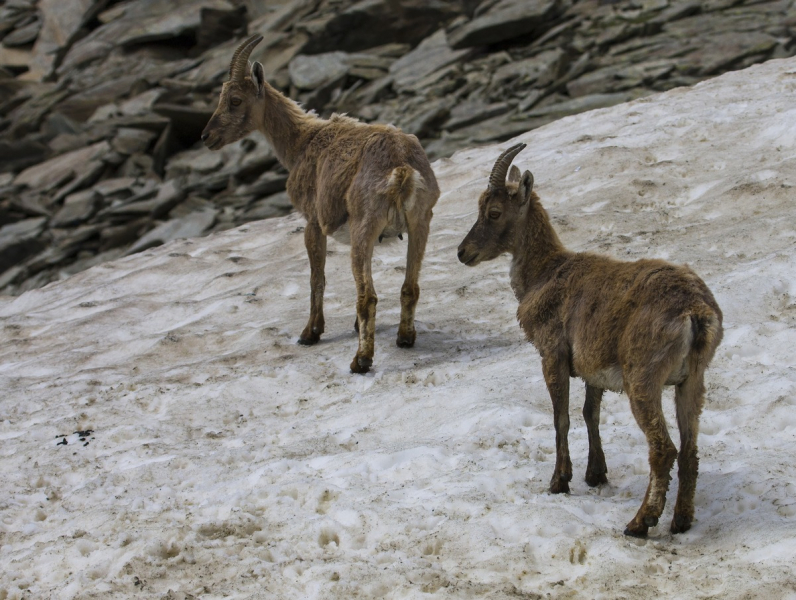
[201,34,265,151]
[457,143,533,267]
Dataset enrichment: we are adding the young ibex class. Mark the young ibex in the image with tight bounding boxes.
[458,144,723,537]
[202,35,439,373]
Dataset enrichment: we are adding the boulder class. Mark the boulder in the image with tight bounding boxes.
[448,0,565,49]
[389,29,473,91]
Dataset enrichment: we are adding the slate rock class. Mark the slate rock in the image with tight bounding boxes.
[449,0,565,49]
[2,18,41,46]
[389,29,474,91]
[289,51,350,90]
[112,127,159,155]
[127,207,218,254]
[50,189,100,227]
[14,141,110,192]
[0,216,47,273]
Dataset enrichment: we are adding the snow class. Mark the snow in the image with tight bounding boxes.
[2,58,796,599]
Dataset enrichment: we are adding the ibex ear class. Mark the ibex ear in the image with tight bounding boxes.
[517,170,535,206]
[508,165,521,183]
[251,61,265,97]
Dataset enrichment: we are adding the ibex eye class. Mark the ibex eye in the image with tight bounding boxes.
[231,98,242,107]
[488,211,501,220]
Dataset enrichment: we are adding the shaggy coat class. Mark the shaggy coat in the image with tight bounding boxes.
[458,143,723,537]
[202,35,439,373]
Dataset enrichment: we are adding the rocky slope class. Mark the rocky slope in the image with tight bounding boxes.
[0,0,794,295]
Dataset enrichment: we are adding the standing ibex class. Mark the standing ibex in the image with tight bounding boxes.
[458,143,723,537]
[202,35,439,373]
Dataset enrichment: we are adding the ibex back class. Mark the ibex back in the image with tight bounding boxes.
[203,35,439,373]
[458,144,723,537]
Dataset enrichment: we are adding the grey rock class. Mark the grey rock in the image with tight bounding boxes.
[567,60,674,97]
[127,207,217,254]
[289,51,350,90]
[50,190,100,227]
[449,0,565,49]
[14,141,110,192]
[112,127,159,155]
[235,171,288,198]
[389,29,474,91]
[0,138,49,173]
[444,101,513,131]
[525,91,648,120]
[0,216,47,273]
[491,48,565,87]
[28,0,104,80]
[107,179,184,218]
[2,18,41,46]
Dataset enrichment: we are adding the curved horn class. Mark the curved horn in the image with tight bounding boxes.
[488,143,527,190]
[229,34,263,81]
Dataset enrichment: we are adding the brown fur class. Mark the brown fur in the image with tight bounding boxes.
[202,37,439,374]
[458,145,723,537]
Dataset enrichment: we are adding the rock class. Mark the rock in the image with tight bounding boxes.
[491,48,565,88]
[0,216,47,274]
[50,189,100,227]
[444,100,513,131]
[289,51,350,90]
[112,127,159,155]
[389,29,474,91]
[153,103,215,146]
[448,0,565,49]
[240,191,292,222]
[234,171,288,198]
[28,0,104,80]
[126,206,218,254]
[0,138,49,173]
[566,59,675,97]
[398,98,454,138]
[300,0,470,55]
[107,179,185,218]
[2,19,41,46]
[525,91,648,120]
[14,141,110,192]
[0,45,31,68]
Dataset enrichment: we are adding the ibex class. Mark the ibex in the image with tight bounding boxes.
[458,144,723,537]
[202,35,439,373]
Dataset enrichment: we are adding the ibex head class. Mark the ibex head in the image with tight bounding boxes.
[457,143,534,266]
[202,35,265,151]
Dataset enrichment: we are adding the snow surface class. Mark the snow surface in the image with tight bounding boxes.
[2,58,796,599]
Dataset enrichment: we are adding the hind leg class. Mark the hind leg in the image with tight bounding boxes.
[671,372,705,533]
[397,208,431,348]
[349,219,383,374]
[624,378,678,537]
[298,221,326,345]
[584,384,608,487]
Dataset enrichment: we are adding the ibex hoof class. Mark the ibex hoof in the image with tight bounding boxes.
[643,515,658,528]
[585,470,608,487]
[298,334,320,346]
[623,525,648,538]
[396,332,415,348]
[350,356,372,374]
[549,479,570,494]
[670,514,692,534]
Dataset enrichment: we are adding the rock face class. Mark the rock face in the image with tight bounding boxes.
[0,0,794,294]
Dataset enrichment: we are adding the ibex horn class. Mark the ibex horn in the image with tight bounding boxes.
[229,34,264,81]
[488,143,527,190]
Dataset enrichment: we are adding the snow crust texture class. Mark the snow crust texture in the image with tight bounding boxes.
[2,58,796,599]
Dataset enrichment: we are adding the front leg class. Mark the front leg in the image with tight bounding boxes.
[298,221,326,346]
[583,384,608,487]
[542,353,572,493]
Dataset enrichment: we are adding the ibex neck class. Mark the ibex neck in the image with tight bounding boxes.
[509,197,570,302]
[255,82,322,170]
